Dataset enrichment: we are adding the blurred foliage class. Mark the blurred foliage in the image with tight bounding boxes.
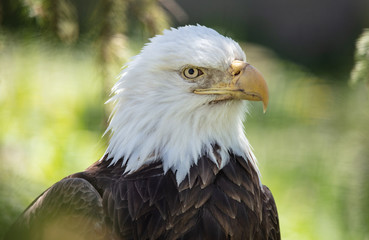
[350,28,369,88]
[0,35,106,236]
[0,0,170,89]
[0,0,170,41]
[0,1,369,239]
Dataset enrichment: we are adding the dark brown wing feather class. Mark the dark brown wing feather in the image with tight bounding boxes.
[5,178,109,240]
[6,151,280,240]
[261,185,281,240]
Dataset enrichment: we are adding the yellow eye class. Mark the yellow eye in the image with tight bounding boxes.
[183,67,203,79]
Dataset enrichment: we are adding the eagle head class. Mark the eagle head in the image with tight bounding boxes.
[105,25,268,184]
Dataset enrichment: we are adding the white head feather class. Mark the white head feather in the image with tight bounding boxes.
[104,25,259,184]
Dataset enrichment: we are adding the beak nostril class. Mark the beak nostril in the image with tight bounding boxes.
[234,70,241,76]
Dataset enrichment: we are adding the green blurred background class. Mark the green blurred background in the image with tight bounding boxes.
[0,0,369,239]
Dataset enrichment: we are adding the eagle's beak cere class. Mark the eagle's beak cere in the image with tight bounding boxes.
[194,60,269,112]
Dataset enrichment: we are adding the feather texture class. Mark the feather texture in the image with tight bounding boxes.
[6,153,280,240]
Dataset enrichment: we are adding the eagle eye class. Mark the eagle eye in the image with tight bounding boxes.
[183,67,203,79]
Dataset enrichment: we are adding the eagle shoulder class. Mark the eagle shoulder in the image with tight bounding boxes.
[5,177,108,240]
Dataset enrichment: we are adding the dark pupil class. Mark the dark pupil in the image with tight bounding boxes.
[188,68,195,75]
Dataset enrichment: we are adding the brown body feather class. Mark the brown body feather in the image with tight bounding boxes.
[6,152,280,240]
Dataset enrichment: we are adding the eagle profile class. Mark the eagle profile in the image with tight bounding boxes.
[6,25,280,240]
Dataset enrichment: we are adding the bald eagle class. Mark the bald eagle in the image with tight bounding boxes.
[6,25,280,240]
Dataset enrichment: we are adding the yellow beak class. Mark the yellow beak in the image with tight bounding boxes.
[194,60,269,112]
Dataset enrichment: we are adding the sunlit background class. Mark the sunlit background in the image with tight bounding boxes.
[1,0,369,239]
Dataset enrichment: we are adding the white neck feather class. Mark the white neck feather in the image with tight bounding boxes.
[104,80,259,184]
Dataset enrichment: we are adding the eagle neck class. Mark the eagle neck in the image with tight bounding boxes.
[104,93,259,184]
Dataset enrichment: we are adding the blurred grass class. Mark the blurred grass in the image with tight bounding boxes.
[0,35,368,240]
[0,34,108,236]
